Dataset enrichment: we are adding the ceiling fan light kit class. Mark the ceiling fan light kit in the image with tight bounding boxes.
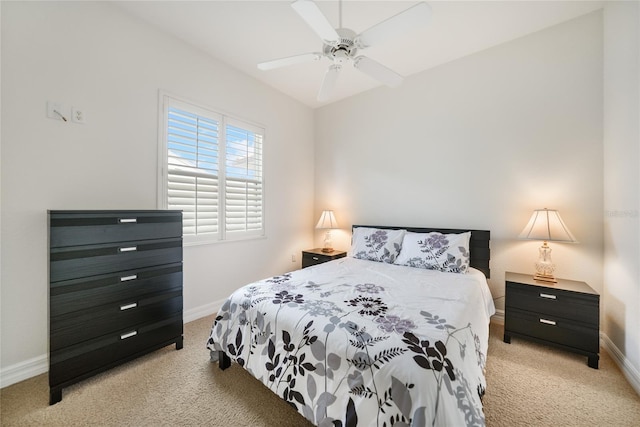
[258,0,432,102]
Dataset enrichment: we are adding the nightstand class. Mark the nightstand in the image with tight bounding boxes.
[504,271,600,369]
[302,248,346,268]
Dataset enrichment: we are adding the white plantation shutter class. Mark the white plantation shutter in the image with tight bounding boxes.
[160,95,265,244]
[167,106,220,239]
[225,121,263,236]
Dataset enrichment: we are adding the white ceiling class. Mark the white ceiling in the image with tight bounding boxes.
[114,0,604,108]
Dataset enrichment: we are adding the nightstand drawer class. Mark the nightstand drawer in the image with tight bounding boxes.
[506,307,599,353]
[301,249,346,268]
[506,281,598,326]
[302,252,329,267]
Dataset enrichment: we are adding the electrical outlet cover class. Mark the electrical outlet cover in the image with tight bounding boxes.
[71,108,85,124]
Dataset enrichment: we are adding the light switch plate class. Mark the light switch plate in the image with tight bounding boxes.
[47,102,66,121]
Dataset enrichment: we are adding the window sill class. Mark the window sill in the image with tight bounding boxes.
[183,234,267,247]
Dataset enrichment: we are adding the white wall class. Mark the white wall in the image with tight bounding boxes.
[603,1,640,390]
[315,12,604,319]
[0,1,314,383]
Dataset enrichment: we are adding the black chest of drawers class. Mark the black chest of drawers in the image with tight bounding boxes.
[48,210,184,404]
[503,271,599,368]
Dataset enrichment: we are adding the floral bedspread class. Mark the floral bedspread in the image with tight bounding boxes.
[207,257,495,427]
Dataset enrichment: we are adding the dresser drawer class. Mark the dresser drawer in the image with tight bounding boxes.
[50,264,182,316]
[50,211,182,247]
[50,238,182,282]
[50,316,182,386]
[506,281,599,326]
[506,307,599,353]
[51,292,182,351]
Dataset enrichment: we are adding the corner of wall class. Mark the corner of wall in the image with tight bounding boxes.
[601,332,640,397]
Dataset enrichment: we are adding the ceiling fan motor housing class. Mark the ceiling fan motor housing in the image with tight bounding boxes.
[323,28,357,63]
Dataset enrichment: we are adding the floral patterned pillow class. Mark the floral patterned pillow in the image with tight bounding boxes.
[393,231,471,274]
[350,227,405,264]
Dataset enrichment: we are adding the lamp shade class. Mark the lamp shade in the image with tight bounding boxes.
[316,210,338,229]
[518,208,577,243]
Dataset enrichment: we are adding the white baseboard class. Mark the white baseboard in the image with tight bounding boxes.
[601,333,640,396]
[0,354,48,389]
[183,298,224,323]
[491,309,505,325]
[1,299,225,389]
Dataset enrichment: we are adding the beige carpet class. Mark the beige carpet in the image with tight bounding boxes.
[2,315,639,426]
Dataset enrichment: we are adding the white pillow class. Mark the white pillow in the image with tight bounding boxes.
[394,231,471,274]
[351,227,405,264]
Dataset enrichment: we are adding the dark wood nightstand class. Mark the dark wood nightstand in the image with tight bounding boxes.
[504,271,600,369]
[302,248,346,268]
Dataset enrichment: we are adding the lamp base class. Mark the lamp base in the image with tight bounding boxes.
[533,241,557,283]
[533,273,557,283]
[322,229,333,254]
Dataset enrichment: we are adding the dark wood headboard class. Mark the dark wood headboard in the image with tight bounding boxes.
[352,225,491,278]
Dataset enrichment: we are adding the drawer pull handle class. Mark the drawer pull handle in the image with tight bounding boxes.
[540,293,557,300]
[119,246,137,253]
[120,303,137,311]
[118,218,137,224]
[120,331,137,340]
[120,275,137,282]
[312,257,319,261]
[539,318,556,326]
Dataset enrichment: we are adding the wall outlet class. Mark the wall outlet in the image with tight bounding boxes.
[291,254,296,263]
[71,108,85,124]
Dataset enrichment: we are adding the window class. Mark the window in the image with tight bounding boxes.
[159,94,264,244]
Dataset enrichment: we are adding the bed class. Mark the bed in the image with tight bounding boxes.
[207,225,494,426]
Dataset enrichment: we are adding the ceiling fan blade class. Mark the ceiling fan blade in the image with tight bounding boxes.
[258,52,323,71]
[291,0,340,45]
[355,2,432,48]
[353,56,403,88]
[317,64,341,102]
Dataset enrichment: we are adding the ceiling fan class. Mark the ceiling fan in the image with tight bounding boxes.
[258,0,432,102]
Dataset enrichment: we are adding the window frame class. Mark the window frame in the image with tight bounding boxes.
[158,91,266,246]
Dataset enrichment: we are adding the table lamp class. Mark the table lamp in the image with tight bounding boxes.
[518,208,577,283]
[316,210,338,253]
